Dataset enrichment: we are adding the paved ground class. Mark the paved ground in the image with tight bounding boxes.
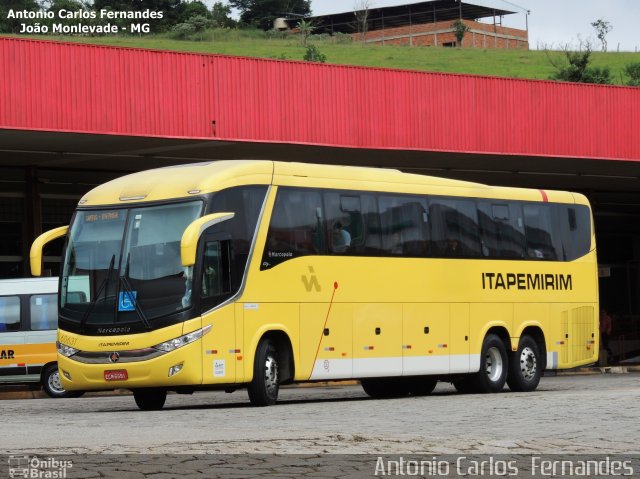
[2,373,639,456]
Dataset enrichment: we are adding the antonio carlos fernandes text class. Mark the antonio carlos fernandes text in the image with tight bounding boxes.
[374,456,634,476]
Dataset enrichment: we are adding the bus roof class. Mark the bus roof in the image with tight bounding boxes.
[79,160,579,207]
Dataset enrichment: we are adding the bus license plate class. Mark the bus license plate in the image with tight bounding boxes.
[104,370,128,381]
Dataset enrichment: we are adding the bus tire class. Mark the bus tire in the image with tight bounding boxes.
[507,335,542,392]
[41,364,83,399]
[408,377,437,396]
[361,378,410,398]
[248,339,279,406]
[473,334,508,393]
[133,388,167,410]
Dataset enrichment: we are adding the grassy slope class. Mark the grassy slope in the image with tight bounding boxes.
[12,30,640,85]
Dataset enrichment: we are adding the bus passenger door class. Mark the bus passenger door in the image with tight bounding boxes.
[199,238,236,384]
[402,304,450,376]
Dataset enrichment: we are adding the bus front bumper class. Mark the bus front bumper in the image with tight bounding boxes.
[57,341,203,391]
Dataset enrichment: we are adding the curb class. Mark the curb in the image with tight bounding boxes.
[555,366,640,375]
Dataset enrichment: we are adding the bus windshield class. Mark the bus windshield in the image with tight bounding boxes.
[60,201,203,328]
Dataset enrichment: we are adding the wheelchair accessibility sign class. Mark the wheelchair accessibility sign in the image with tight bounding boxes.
[118,291,137,312]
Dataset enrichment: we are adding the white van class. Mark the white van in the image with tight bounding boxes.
[0,277,81,398]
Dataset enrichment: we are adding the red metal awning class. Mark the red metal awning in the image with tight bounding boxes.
[1,36,639,162]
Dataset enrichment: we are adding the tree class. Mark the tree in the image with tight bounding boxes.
[303,44,326,63]
[547,42,613,85]
[212,2,236,29]
[623,62,640,87]
[452,19,470,47]
[591,18,612,52]
[229,0,311,31]
[0,0,40,33]
[296,18,314,46]
[353,0,371,44]
[178,1,210,22]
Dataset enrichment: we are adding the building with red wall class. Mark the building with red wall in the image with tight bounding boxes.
[310,0,529,49]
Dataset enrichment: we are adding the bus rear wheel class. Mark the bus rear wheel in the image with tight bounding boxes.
[472,334,508,393]
[248,339,280,406]
[507,335,542,392]
[133,388,167,410]
[41,364,83,399]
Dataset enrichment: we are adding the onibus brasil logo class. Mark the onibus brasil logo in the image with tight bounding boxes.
[8,455,72,478]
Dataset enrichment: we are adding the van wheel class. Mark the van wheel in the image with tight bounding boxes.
[133,389,167,410]
[41,364,83,398]
[248,339,279,406]
[361,378,411,398]
[473,334,508,393]
[507,335,542,392]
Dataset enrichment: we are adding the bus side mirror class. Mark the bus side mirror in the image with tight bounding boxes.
[181,212,235,267]
[30,226,69,277]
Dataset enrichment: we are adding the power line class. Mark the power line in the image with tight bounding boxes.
[493,0,529,13]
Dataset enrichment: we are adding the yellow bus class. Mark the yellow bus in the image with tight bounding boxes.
[30,161,598,409]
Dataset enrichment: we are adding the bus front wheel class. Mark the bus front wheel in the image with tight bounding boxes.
[133,388,167,410]
[248,339,280,406]
[473,334,508,393]
[507,335,542,392]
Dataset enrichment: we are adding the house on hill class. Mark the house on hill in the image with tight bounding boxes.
[308,0,529,49]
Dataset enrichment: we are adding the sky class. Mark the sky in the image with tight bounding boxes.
[308,0,640,51]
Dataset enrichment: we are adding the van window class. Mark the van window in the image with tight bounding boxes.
[0,296,20,332]
[30,294,58,331]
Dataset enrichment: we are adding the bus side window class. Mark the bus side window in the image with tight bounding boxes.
[523,204,560,260]
[325,193,363,254]
[0,296,20,332]
[379,195,429,256]
[201,240,232,311]
[556,204,592,261]
[30,294,58,331]
[429,198,480,257]
[478,202,525,259]
[262,189,325,269]
[201,241,231,299]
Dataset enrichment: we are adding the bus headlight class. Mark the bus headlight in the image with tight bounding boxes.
[57,341,79,358]
[152,325,212,353]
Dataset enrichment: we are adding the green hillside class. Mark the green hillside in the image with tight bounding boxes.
[12,30,640,85]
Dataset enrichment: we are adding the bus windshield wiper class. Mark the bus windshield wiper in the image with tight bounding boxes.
[119,252,152,331]
[79,254,115,332]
